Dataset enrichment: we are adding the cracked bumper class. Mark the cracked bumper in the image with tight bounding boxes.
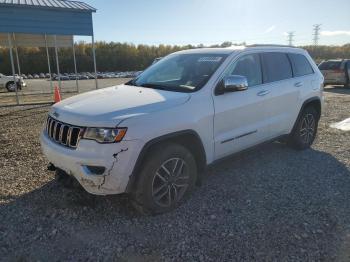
[40,131,142,195]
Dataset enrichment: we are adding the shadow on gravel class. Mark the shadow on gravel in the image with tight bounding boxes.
[2,142,350,261]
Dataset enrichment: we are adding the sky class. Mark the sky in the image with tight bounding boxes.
[82,0,350,46]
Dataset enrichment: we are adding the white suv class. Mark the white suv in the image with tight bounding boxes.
[0,73,26,92]
[41,46,324,214]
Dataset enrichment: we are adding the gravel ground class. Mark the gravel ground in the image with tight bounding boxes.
[0,86,349,261]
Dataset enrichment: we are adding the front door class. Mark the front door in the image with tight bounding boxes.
[212,53,271,160]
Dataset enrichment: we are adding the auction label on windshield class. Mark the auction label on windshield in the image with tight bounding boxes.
[198,57,223,62]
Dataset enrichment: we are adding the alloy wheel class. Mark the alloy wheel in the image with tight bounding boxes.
[300,113,316,144]
[151,158,190,207]
[7,83,17,92]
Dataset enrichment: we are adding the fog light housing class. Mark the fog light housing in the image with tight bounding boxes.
[83,165,106,175]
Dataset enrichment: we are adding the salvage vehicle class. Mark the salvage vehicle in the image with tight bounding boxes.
[41,45,324,214]
[319,59,350,87]
[0,73,26,92]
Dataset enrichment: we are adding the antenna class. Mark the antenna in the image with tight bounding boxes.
[313,24,321,46]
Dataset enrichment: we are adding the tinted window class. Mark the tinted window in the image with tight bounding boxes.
[227,54,262,86]
[318,61,341,70]
[288,53,314,77]
[261,52,292,83]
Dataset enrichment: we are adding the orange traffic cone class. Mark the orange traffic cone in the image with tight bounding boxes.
[54,85,61,103]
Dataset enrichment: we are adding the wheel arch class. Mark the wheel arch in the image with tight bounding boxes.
[291,96,322,133]
[126,130,207,193]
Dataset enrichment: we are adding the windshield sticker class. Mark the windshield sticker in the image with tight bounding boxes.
[198,57,222,62]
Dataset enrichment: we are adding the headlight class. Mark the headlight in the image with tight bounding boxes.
[83,127,127,143]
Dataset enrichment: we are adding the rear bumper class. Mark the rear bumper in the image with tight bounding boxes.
[40,131,142,195]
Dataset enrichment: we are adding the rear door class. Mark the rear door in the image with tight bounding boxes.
[260,52,300,137]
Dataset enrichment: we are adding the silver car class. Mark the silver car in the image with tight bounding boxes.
[319,59,350,87]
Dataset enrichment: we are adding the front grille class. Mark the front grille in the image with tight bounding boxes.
[45,116,83,149]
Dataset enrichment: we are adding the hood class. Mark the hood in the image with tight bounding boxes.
[50,84,190,127]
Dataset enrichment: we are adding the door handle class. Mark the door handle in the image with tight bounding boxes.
[294,82,303,87]
[257,90,270,96]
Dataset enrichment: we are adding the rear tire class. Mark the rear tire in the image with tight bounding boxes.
[131,143,197,215]
[288,107,319,150]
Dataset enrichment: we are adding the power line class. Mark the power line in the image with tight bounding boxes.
[313,24,321,46]
[287,31,295,46]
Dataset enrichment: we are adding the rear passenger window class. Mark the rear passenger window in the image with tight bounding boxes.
[261,52,292,83]
[318,61,341,70]
[288,53,314,77]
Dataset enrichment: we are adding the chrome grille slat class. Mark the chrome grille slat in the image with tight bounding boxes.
[58,124,64,143]
[53,122,58,141]
[45,116,82,149]
[67,127,72,146]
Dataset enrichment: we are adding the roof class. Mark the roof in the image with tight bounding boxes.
[0,0,95,35]
[176,45,306,56]
[0,0,96,12]
[176,48,243,55]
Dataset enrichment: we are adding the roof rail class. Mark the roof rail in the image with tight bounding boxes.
[246,44,297,48]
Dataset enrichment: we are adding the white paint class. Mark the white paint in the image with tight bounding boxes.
[331,118,350,131]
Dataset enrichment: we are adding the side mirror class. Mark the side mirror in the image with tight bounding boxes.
[215,75,248,95]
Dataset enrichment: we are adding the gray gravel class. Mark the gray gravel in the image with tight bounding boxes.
[0,86,350,261]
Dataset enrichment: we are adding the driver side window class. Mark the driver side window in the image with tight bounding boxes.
[225,53,262,87]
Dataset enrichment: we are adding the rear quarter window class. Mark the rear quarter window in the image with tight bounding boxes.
[288,53,314,77]
[261,52,292,83]
[318,61,341,70]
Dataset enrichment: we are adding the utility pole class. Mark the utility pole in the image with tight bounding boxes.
[313,24,321,46]
[287,31,295,46]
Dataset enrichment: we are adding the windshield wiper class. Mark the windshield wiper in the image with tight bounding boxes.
[138,83,169,90]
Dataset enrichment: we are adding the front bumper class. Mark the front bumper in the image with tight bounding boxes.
[40,131,142,195]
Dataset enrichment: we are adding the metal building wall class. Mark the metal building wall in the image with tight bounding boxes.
[0,6,93,36]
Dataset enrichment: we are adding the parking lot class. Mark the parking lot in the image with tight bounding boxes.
[0,78,131,105]
[0,86,349,261]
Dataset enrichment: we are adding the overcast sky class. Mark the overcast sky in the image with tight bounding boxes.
[83,0,350,46]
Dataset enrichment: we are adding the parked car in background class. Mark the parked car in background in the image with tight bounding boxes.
[0,73,26,92]
[318,59,350,87]
[33,74,40,79]
[39,73,46,79]
[45,73,51,78]
[53,74,70,81]
[41,45,324,214]
[27,74,33,79]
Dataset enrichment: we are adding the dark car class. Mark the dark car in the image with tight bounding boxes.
[319,59,350,87]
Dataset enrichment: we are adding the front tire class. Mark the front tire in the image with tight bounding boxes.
[288,107,319,150]
[6,81,16,92]
[131,143,197,215]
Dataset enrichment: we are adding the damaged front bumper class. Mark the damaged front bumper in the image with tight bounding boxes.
[40,132,142,195]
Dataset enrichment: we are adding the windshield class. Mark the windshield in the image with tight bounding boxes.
[127,53,228,92]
